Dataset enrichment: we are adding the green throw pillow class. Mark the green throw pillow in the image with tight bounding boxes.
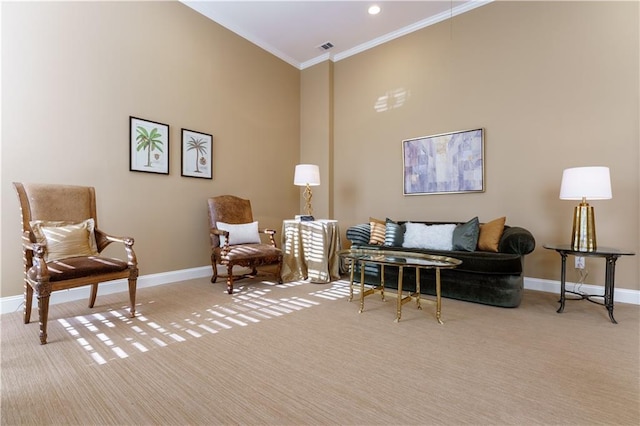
[452,217,480,251]
[384,218,405,247]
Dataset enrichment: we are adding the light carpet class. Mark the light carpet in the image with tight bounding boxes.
[1,276,639,425]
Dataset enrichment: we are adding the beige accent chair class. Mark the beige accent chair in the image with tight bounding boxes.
[208,195,283,294]
[14,182,138,344]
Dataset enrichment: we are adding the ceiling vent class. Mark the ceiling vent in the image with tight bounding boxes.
[318,41,334,51]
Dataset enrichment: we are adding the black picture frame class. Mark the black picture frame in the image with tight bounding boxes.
[129,116,170,175]
[181,128,213,179]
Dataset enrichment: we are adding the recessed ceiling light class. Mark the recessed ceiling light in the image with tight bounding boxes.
[368,5,381,15]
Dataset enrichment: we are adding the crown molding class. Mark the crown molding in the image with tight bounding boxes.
[329,0,493,66]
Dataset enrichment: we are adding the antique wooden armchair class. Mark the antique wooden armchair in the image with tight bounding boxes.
[208,195,283,294]
[14,182,138,344]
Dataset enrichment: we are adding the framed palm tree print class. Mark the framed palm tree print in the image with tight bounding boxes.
[181,128,213,179]
[130,116,170,174]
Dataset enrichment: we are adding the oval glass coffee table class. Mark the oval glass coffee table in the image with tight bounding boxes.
[338,249,462,324]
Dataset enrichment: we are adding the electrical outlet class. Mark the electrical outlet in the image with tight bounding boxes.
[575,256,585,269]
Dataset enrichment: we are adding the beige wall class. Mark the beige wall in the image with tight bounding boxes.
[331,1,639,290]
[2,1,639,299]
[300,61,334,219]
[1,1,300,297]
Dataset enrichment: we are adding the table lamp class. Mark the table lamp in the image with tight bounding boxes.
[559,166,612,252]
[294,164,320,218]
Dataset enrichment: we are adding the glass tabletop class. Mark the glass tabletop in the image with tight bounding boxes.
[543,244,635,257]
[338,248,462,268]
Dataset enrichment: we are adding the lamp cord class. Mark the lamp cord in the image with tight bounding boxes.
[573,267,588,294]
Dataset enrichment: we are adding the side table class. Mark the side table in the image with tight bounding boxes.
[543,244,635,323]
[281,219,342,283]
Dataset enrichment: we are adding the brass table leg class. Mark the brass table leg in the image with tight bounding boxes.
[395,266,404,322]
[359,261,366,313]
[348,258,355,302]
[436,267,443,324]
[415,267,422,310]
[380,264,386,301]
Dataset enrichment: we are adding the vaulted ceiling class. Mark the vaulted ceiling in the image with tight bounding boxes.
[181,1,491,69]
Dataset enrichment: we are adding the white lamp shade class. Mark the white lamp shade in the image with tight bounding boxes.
[294,164,320,186]
[559,166,612,200]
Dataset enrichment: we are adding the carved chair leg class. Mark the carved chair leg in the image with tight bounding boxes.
[226,265,234,294]
[128,278,137,317]
[37,294,50,345]
[24,283,33,324]
[211,261,219,283]
[89,283,98,308]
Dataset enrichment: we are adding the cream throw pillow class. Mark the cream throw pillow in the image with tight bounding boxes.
[216,221,261,246]
[30,218,99,262]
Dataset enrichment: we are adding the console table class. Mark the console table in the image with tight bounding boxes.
[338,249,461,323]
[543,244,635,323]
[281,219,342,283]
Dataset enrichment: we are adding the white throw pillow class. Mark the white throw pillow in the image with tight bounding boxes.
[216,221,261,246]
[402,222,427,249]
[402,222,456,251]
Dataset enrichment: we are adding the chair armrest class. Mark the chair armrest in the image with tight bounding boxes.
[210,228,230,251]
[260,228,277,246]
[498,226,536,256]
[22,238,50,281]
[95,229,138,267]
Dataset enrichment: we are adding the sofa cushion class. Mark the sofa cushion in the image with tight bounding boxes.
[477,216,506,252]
[452,217,480,251]
[349,244,523,275]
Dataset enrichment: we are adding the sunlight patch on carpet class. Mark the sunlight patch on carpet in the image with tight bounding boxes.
[56,280,354,366]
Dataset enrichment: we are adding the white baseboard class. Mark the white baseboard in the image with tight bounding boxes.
[0,266,212,315]
[523,277,640,305]
[1,269,638,315]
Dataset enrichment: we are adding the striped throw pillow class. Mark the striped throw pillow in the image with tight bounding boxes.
[368,217,386,245]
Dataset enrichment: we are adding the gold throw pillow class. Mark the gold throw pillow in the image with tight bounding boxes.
[477,216,506,252]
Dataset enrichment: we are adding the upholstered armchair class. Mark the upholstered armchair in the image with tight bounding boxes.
[14,182,138,344]
[208,195,283,294]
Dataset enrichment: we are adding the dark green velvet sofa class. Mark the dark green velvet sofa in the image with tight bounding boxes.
[345,220,536,308]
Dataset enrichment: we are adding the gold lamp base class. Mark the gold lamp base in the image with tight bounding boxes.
[570,199,597,252]
[303,184,313,216]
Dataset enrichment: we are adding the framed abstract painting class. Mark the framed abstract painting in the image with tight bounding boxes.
[403,128,485,195]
